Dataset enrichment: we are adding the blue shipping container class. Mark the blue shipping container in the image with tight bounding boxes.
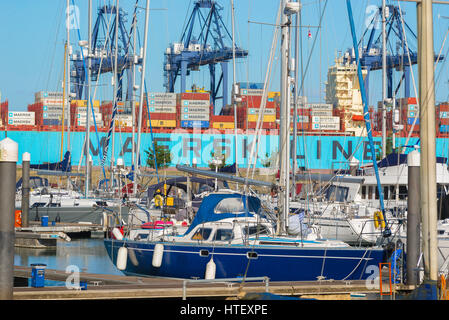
[407,118,419,125]
[180,120,209,128]
[238,82,264,89]
[43,119,61,126]
[440,125,449,133]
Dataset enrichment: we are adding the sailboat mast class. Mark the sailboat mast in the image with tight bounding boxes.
[111,0,120,189]
[136,0,151,181]
[85,0,92,197]
[417,0,438,282]
[131,10,137,196]
[381,0,387,158]
[278,0,291,235]
[66,0,71,164]
[231,0,238,179]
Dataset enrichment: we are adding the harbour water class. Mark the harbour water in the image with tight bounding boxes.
[14,238,122,286]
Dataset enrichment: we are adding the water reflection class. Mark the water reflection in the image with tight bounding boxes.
[14,239,123,276]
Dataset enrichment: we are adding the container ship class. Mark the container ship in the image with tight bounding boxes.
[2,59,447,171]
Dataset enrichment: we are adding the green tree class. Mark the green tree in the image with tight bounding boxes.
[208,151,226,170]
[145,143,172,169]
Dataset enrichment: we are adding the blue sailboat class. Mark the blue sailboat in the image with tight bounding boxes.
[104,190,390,281]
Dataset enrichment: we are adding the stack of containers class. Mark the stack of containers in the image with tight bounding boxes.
[438,103,449,135]
[398,97,419,134]
[145,93,178,129]
[70,99,102,128]
[34,91,66,126]
[238,92,277,130]
[211,115,235,129]
[0,100,8,126]
[179,92,211,129]
[310,104,340,132]
[7,111,35,126]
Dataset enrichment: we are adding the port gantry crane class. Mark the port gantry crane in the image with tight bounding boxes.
[163,0,248,113]
[342,4,443,104]
[71,4,142,102]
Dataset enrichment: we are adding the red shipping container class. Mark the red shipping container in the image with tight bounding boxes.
[147,113,177,120]
[210,115,234,122]
[180,92,210,100]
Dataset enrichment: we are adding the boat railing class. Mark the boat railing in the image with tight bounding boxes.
[182,276,270,300]
[354,217,404,246]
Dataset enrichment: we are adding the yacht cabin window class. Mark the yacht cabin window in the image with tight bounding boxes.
[324,185,349,202]
[191,228,213,241]
[242,225,271,237]
[213,229,234,241]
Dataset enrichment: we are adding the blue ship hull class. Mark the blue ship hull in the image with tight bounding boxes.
[104,239,387,281]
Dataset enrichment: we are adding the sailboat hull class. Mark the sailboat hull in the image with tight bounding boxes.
[104,238,388,281]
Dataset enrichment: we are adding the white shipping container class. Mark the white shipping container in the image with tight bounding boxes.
[181,113,209,121]
[248,108,276,115]
[311,110,333,117]
[149,106,177,113]
[181,100,210,107]
[8,118,35,125]
[74,106,100,113]
[35,91,63,100]
[77,119,104,127]
[312,116,340,124]
[43,112,62,119]
[318,122,340,130]
[115,114,133,121]
[240,88,264,96]
[308,103,333,111]
[148,92,176,100]
[149,99,177,107]
[43,105,64,112]
[76,112,102,120]
[181,106,209,114]
[8,111,35,120]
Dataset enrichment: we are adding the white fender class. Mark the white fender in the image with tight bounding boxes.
[205,257,216,280]
[112,227,123,240]
[117,247,128,270]
[152,243,164,268]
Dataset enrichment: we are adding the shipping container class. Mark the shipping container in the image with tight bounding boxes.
[147,92,177,100]
[180,92,210,100]
[212,122,235,129]
[147,113,177,120]
[440,125,449,133]
[8,118,35,125]
[247,114,276,122]
[180,106,210,114]
[248,108,276,115]
[181,100,210,107]
[407,118,420,125]
[149,106,177,113]
[180,120,209,128]
[181,113,210,121]
[42,119,61,126]
[311,116,340,124]
[148,120,177,128]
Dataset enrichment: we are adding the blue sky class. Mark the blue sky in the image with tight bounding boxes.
[1,0,449,112]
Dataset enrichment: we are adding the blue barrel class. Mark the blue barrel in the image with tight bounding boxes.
[30,264,47,288]
[41,216,48,227]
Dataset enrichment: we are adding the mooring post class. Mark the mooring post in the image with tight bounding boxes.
[0,138,18,299]
[21,152,30,228]
[407,149,421,286]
